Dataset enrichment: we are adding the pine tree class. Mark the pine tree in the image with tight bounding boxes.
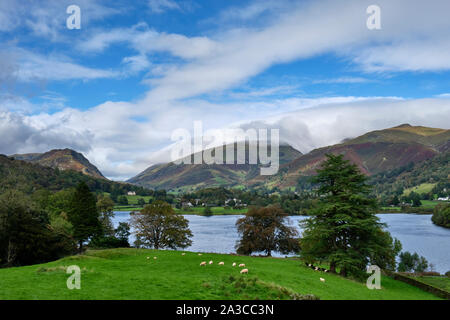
[300,154,401,278]
[68,182,101,252]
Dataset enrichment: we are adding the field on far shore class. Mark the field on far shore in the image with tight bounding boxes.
[0,248,442,300]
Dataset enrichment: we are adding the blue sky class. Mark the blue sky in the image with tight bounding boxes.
[1,0,450,179]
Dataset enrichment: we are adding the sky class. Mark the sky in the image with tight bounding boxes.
[1,0,450,180]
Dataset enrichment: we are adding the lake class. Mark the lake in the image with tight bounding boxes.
[112,212,450,274]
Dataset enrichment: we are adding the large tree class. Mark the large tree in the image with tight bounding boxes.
[300,154,401,277]
[236,206,299,256]
[131,201,192,250]
[67,182,101,252]
[0,190,74,266]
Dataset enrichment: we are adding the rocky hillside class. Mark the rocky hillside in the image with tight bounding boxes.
[12,149,105,180]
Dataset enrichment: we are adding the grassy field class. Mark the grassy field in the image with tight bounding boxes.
[403,183,436,196]
[0,248,441,300]
[413,276,450,292]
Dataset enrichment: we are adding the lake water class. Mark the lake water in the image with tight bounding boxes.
[112,212,450,273]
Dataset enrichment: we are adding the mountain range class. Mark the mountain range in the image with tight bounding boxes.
[128,124,450,192]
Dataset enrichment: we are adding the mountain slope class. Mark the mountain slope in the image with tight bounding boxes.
[249,124,449,190]
[128,144,302,191]
[12,149,105,179]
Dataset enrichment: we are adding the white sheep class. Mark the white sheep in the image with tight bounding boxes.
[146,257,150,260]
[209,260,213,265]
[218,262,224,265]
[232,262,236,267]
[182,253,186,256]
[198,253,203,256]
[239,263,245,268]
[154,257,157,260]
[200,261,206,266]
[240,268,249,274]
[320,278,325,282]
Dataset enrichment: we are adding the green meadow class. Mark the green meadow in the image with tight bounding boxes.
[0,248,441,300]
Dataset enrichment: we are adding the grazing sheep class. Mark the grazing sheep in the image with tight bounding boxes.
[320,278,325,282]
[240,268,249,274]
[146,257,150,260]
[198,253,202,256]
[232,263,236,267]
[239,264,245,268]
[218,262,224,265]
[315,267,319,271]
[200,261,206,266]
[181,253,186,256]
[154,257,157,260]
[209,260,213,265]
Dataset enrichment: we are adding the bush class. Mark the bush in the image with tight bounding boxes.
[445,271,450,277]
[431,204,450,228]
[398,251,429,273]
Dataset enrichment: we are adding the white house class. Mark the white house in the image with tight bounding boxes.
[437,196,449,201]
[127,191,136,196]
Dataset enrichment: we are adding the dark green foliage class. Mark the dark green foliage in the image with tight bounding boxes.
[236,206,299,256]
[300,154,401,278]
[117,195,129,205]
[67,182,101,252]
[131,201,193,250]
[0,190,75,267]
[203,206,213,216]
[431,203,450,228]
[398,251,429,273]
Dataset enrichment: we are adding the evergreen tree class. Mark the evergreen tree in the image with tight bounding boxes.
[300,154,401,278]
[67,182,101,252]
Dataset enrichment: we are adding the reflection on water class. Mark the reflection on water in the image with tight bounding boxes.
[112,212,450,273]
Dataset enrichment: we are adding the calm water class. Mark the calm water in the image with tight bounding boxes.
[112,212,450,273]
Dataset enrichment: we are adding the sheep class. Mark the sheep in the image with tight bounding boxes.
[240,268,249,274]
[315,267,319,271]
[198,253,203,256]
[181,253,186,256]
[320,278,325,282]
[218,262,224,265]
[154,257,157,260]
[232,263,236,267]
[239,264,245,268]
[146,257,150,260]
[200,261,206,266]
[209,260,213,265]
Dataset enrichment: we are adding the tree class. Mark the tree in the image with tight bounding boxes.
[137,198,146,207]
[398,251,429,273]
[115,222,131,247]
[236,206,299,257]
[300,154,401,278]
[131,201,192,250]
[96,194,116,236]
[67,182,101,252]
[0,190,74,266]
[203,206,213,216]
[117,195,129,205]
[431,203,450,228]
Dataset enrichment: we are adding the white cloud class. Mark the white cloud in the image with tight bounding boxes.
[147,0,180,14]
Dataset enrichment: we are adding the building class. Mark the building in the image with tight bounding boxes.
[127,191,136,196]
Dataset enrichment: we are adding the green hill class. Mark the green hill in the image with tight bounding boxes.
[0,154,140,195]
[128,144,302,192]
[0,248,440,300]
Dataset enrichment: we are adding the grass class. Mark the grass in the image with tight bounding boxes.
[0,248,441,300]
[412,276,450,292]
[403,183,436,196]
